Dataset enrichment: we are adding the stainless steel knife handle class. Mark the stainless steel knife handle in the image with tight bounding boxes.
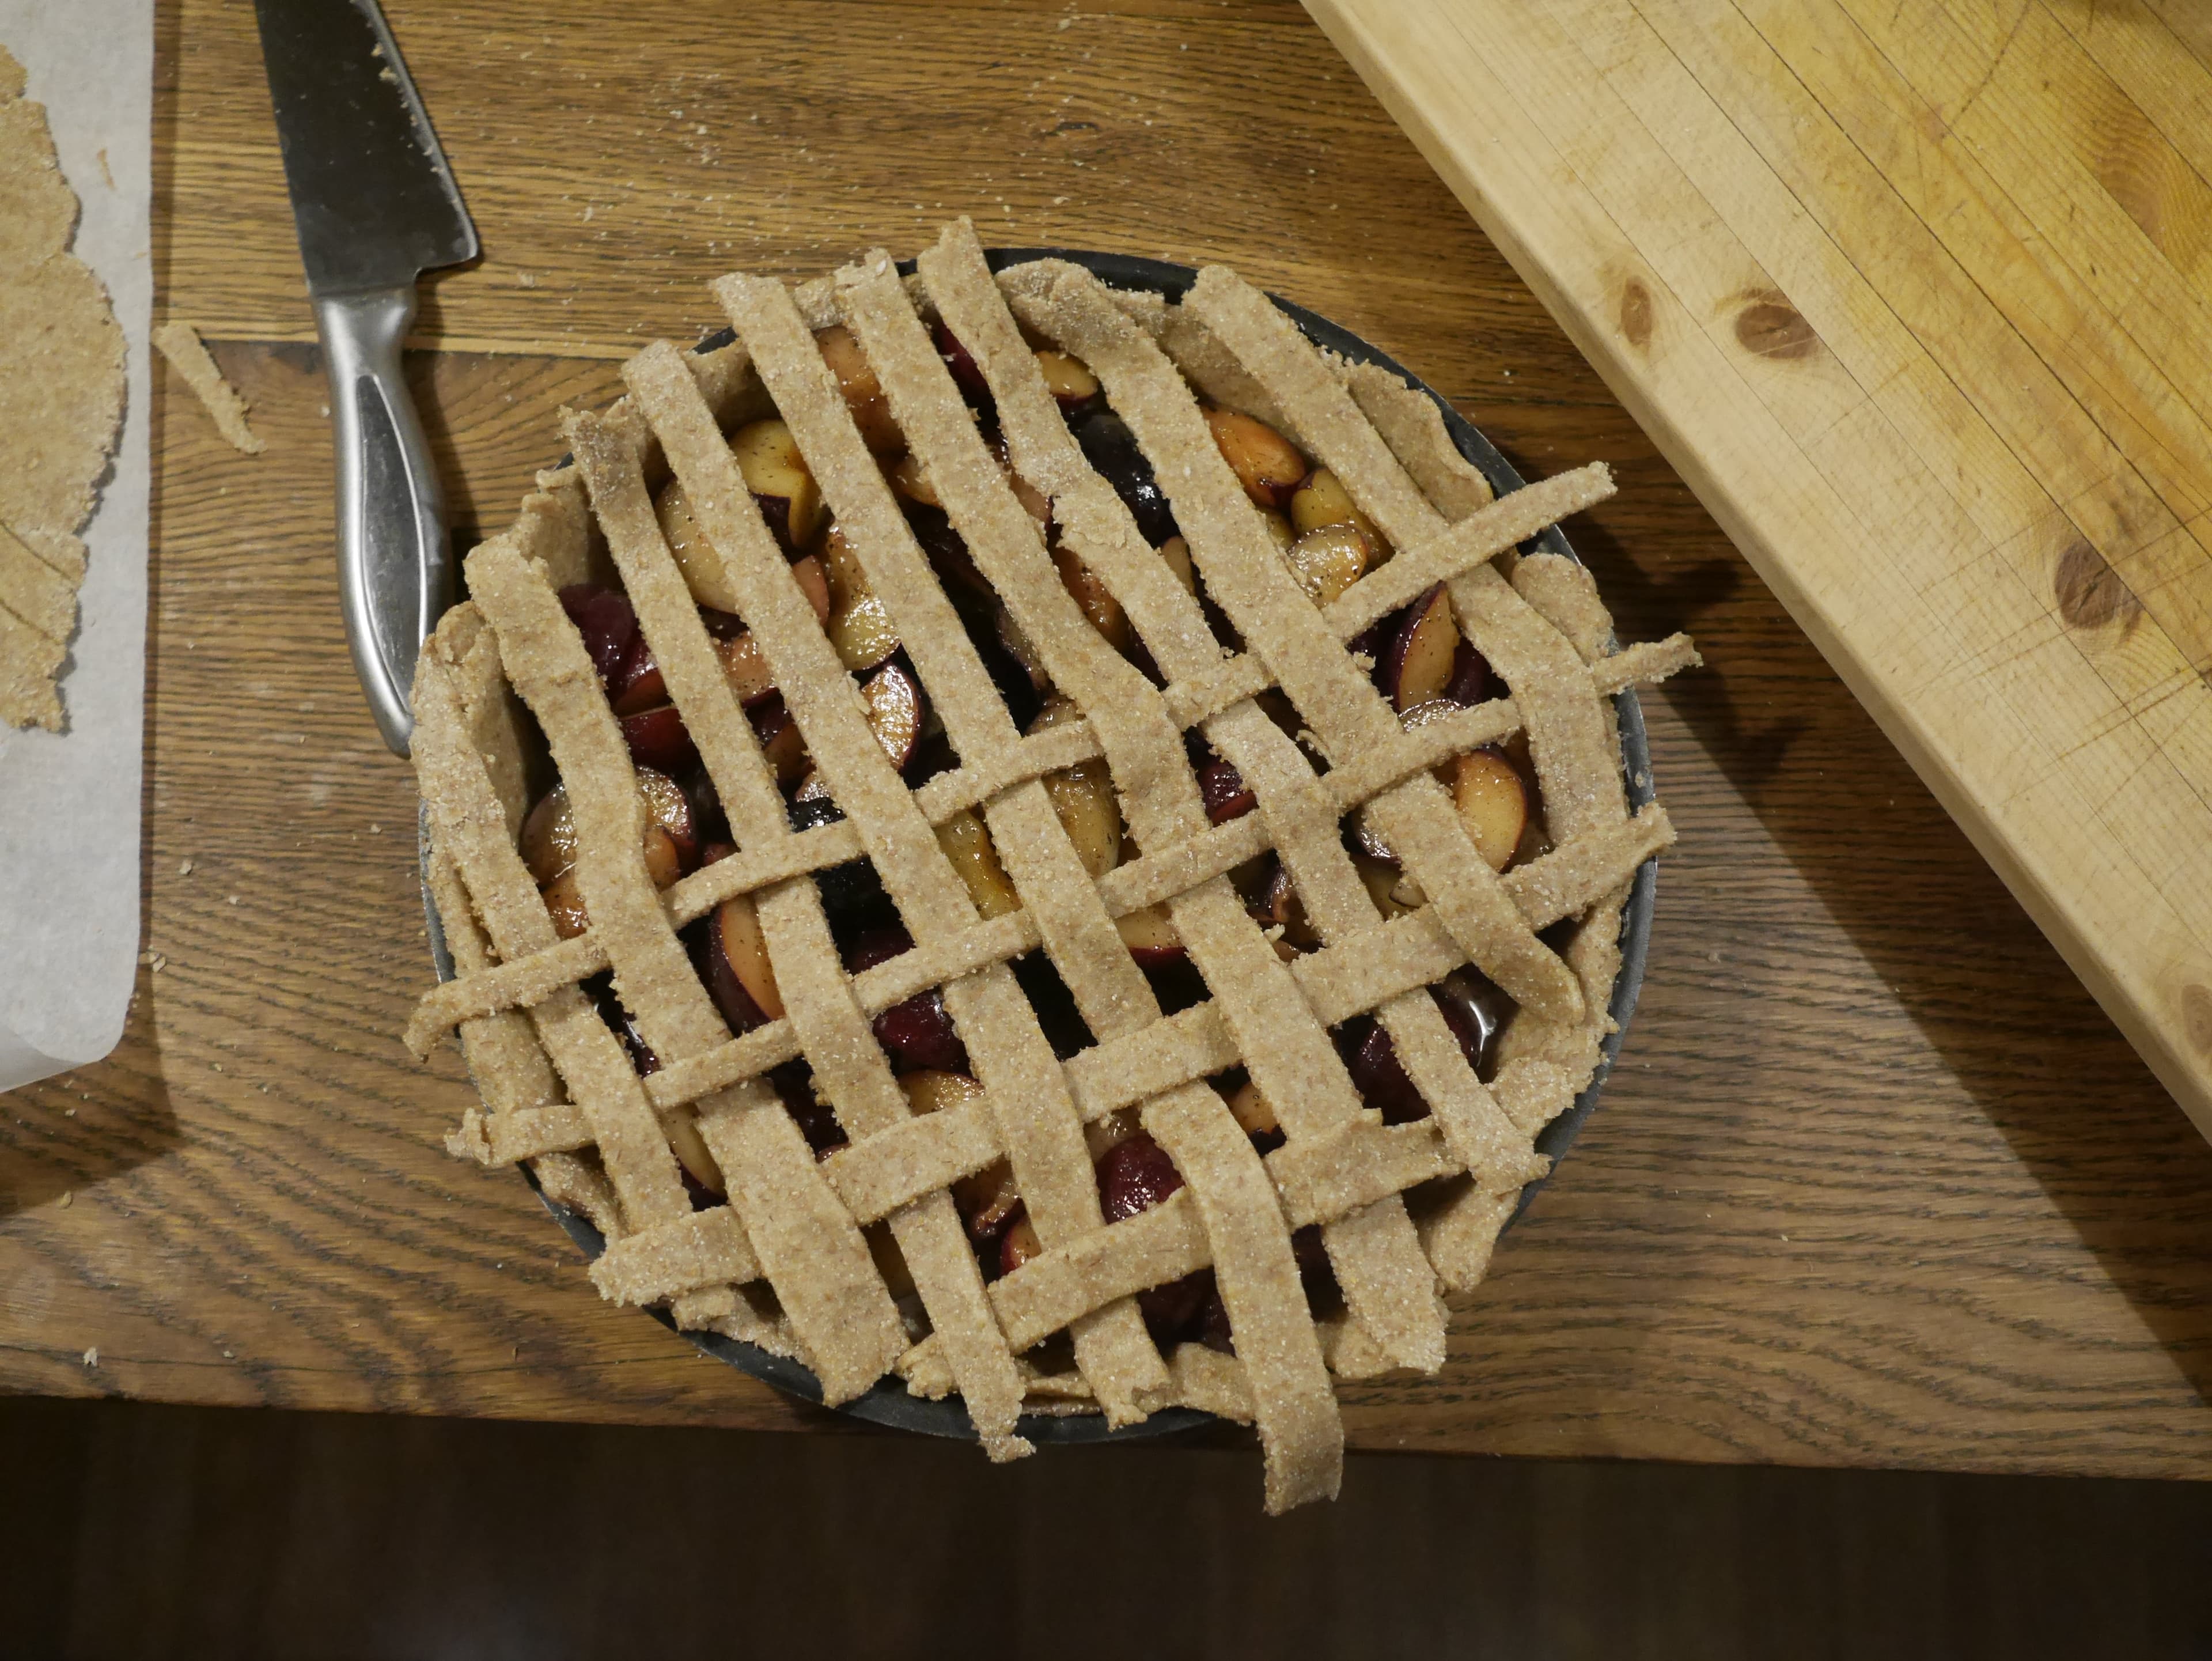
[316,284,452,755]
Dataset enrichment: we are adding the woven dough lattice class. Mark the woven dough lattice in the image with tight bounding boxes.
[407,221,1696,1512]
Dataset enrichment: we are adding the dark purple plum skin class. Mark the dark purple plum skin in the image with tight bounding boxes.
[1071,407,1179,547]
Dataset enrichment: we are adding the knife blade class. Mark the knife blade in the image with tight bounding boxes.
[253,0,479,754]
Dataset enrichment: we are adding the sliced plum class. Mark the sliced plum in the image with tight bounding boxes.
[1071,406,1178,547]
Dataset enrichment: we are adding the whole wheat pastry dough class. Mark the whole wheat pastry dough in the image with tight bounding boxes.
[406,218,1697,1511]
[0,44,125,731]
[153,320,264,456]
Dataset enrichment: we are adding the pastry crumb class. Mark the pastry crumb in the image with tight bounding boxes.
[153,321,266,456]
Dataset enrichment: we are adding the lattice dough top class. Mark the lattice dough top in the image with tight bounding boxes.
[406,220,1697,1513]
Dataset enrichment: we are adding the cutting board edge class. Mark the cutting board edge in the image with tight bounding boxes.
[1298,0,2212,1142]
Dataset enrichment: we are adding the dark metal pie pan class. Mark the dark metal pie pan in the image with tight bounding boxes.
[422,247,1656,1445]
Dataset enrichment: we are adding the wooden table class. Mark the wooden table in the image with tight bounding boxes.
[3,0,2207,1478]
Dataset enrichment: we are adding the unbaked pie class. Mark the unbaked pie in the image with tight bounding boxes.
[405,218,1696,1511]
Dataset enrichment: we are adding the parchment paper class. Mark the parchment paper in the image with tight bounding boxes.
[0,0,154,1092]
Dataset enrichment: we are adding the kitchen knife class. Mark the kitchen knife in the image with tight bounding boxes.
[253,0,479,754]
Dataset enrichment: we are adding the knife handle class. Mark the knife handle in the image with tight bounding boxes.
[316,284,453,755]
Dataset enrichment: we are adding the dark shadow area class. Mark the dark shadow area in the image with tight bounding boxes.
[0,986,179,1217]
[403,277,475,542]
[399,326,630,558]
[1565,507,1806,792]
[1567,500,2212,1411]
[0,1397,2206,1660]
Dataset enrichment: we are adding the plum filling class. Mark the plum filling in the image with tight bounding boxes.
[846,925,968,1076]
[1336,968,1513,1123]
[532,321,1534,1322]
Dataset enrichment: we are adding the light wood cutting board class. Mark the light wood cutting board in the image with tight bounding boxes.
[1302,0,2212,1138]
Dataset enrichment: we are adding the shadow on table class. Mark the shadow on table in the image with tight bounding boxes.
[0,986,181,1220]
[404,279,631,558]
[1574,505,2212,1412]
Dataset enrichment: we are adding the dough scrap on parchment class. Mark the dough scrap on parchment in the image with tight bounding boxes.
[0,42,127,731]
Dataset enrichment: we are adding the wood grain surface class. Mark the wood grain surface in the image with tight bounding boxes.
[1301,0,2212,1146]
[2,0,2209,1479]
